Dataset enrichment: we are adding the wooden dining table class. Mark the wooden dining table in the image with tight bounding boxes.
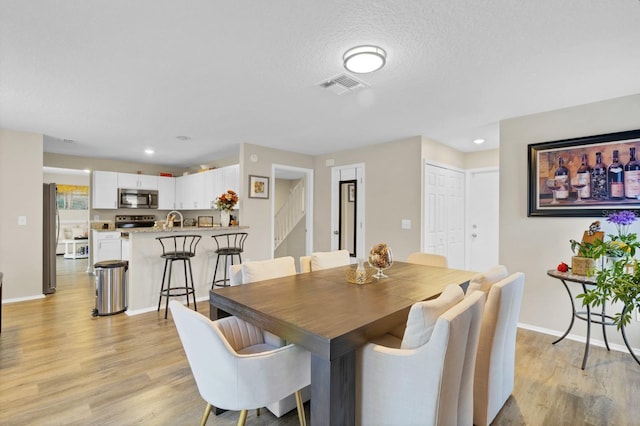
[209,261,477,425]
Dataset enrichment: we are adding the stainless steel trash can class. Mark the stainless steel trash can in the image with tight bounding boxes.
[93,260,128,316]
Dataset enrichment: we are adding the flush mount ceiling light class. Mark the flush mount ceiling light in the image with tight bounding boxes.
[343,45,387,74]
[473,138,486,145]
[144,148,155,155]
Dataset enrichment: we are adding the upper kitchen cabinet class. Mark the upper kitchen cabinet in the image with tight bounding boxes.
[204,168,224,210]
[204,165,240,210]
[222,164,240,195]
[175,172,206,210]
[157,176,176,210]
[92,171,118,209]
[118,173,158,190]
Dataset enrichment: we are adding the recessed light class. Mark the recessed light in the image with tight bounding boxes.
[473,139,485,145]
[343,45,387,74]
[176,135,191,141]
[145,148,155,155]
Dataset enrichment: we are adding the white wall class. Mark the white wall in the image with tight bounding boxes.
[314,137,424,261]
[0,129,44,300]
[239,143,314,261]
[500,93,640,347]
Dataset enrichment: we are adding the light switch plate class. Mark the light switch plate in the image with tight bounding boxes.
[18,216,27,225]
[401,219,411,229]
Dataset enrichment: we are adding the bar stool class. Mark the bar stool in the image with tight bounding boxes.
[156,234,201,319]
[211,232,248,288]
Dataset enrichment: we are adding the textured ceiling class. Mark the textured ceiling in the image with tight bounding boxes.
[1,0,640,167]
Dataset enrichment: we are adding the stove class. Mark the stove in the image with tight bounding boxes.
[115,215,156,229]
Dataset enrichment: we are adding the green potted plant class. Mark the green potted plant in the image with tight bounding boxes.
[567,220,606,276]
[578,211,640,327]
[570,238,605,276]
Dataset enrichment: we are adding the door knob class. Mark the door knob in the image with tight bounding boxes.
[334,230,339,235]
[472,233,478,238]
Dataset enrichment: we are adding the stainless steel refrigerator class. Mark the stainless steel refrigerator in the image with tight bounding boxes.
[43,183,58,294]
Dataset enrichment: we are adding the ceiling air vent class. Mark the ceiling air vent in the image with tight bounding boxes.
[318,73,368,96]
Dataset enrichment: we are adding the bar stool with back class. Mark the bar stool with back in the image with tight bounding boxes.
[211,232,248,288]
[156,234,201,319]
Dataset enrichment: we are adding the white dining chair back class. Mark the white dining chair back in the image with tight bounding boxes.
[470,272,525,426]
[241,256,297,283]
[299,250,351,273]
[356,285,485,425]
[406,252,448,268]
[169,301,310,426]
[228,263,243,286]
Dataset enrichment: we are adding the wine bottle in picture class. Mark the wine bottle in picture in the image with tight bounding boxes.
[554,157,569,200]
[591,152,608,200]
[608,149,624,199]
[575,153,591,199]
[625,146,640,199]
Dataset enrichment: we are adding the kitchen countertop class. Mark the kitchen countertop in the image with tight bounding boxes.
[94,225,248,233]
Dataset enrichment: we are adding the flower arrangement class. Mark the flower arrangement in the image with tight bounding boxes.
[215,190,238,211]
[604,210,639,258]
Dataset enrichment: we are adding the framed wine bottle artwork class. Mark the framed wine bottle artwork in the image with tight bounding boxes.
[528,128,640,217]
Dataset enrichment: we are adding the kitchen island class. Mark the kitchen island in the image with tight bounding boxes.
[111,225,249,315]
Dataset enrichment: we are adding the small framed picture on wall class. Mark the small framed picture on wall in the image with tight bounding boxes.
[248,175,270,199]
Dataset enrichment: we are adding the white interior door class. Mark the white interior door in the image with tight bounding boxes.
[466,168,500,271]
[424,163,465,269]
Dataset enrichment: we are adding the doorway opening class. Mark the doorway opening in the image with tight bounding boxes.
[271,165,313,263]
[338,179,357,256]
[331,164,365,259]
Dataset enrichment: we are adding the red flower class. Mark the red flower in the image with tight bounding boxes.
[557,262,569,273]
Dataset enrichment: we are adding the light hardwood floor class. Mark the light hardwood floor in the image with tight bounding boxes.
[1,258,639,425]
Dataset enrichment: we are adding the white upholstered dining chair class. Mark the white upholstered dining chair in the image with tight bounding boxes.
[406,251,448,268]
[299,249,351,273]
[169,301,310,426]
[468,269,525,426]
[356,284,485,425]
[221,256,310,418]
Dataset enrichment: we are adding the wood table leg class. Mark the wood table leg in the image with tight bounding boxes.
[310,351,355,426]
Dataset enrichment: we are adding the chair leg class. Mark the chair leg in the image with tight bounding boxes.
[222,254,230,286]
[295,390,307,426]
[237,409,248,426]
[256,408,260,416]
[180,259,189,307]
[164,260,173,319]
[187,258,197,312]
[211,254,222,289]
[200,403,212,426]
[157,259,169,312]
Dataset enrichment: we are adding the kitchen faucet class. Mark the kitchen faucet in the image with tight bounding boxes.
[166,210,184,229]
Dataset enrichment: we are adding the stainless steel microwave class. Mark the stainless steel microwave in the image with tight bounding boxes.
[118,188,158,209]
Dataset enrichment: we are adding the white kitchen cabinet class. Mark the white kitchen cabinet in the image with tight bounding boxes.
[157,176,176,210]
[204,168,224,210]
[92,230,122,264]
[121,238,130,262]
[118,172,158,190]
[222,164,240,208]
[92,171,118,209]
[175,173,206,210]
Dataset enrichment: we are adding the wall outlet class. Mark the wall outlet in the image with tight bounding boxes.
[401,219,411,230]
[18,216,27,225]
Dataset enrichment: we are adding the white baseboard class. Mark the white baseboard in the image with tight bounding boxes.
[126,296,209,316]
[3,294,46,304]
[517,322,639,355]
